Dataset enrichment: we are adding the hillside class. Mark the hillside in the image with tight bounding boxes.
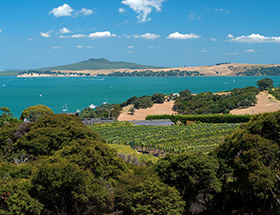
[37,58,164,71]
[5,61,280,77]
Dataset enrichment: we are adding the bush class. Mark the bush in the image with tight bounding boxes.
[146,114,252,124]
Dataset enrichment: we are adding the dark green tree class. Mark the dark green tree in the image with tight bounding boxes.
[215,111,280,214]
[20,105,53,121]
[80,107,97,118]
[257,78,273,91]
[134,95,153,109]
[154,152,221,214]
[0,107,19,127]
[152,93,165,104]
[115,167,185,215]
[30,157,112,215]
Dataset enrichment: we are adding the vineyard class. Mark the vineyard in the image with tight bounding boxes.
[90,123,240,155]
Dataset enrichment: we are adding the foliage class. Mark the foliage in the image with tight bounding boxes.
[0,114,103,161]
[114,167,185,215]
[270,87,280,100]
[146,114,252,124]
[54,139,126,180]
[79,107,97,118]
[0,107,19,127]
[19,105,53,121]
[80,103,122,118]
[257,78,274,90]
[214,111,280,214]
[134,95,153,109]
[29,157,112,215]
[0,178,43,215]
[151,93,165,104]
[128,107,135,115]
[154,152,221,214]
[108,144,159,165]
[173,87,259,114]
[18,70,91,77]
[237,66,280,76]
[100,69,203,77]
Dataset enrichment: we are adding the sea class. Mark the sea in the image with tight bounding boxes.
[1,76,280,118]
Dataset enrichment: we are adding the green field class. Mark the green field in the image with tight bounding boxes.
[90,123,240,155]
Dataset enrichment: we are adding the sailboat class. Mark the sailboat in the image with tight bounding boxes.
[62,103,68,112]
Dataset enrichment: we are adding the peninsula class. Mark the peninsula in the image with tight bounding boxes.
[12,58,280,77]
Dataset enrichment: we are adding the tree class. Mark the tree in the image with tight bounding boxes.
[114,167,185,215]
[20,105,53,121]
[0,107,19,127]
[30,157,112,215]
[257,78,273,91]
[152,93,165,104]
[80,107,97,118]
[128,107,135,115]
[154,152,221,214]
[215,110,280,214]
[134,96,153,109]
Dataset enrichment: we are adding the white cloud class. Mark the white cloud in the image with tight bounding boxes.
[227,34,234,39]
[228,33,280,43]
[59,27,71,34]
[210,38,217,41]
[121,0,164,23]
[76,45,94,49]
[167,32,201,39]
[40,30,53,38]
[0,29,2,33]
[52,46,63,49]
[188,12,202,21]
[89,31,117,39]
[127,51,135,54]
[119,8,126,13]
[60,34,88,38]
[128,45,134,48]
[49,4,74,17]
[215,8,230,14]
[74,8,94,17]
[134,33,160,39]
[243,49,256,53]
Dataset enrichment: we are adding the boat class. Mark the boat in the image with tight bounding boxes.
[89,104,96,109]
[62,103,68,112]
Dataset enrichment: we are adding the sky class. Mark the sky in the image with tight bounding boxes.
[1,0,280,69]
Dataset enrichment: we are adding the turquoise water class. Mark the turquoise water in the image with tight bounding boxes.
[1,76,280,118]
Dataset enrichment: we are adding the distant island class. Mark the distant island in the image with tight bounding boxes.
[1,58,280,77]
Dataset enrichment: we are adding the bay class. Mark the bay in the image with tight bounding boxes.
[1,76,280,118]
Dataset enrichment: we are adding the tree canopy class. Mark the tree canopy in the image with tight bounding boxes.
[257,78,273,90]
[0,114,185,215]
[20,105,54,121]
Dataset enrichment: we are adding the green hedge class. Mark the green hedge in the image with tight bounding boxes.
[146,114,252,124]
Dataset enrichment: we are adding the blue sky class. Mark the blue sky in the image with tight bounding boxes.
[1,0,280,69]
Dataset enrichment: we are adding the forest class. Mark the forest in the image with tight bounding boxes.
[237,66,280,76]
[173,87,259,114]
[98,70,203,77]
[0,105,280,214]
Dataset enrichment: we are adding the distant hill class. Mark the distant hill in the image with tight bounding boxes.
[37,58,164,71]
